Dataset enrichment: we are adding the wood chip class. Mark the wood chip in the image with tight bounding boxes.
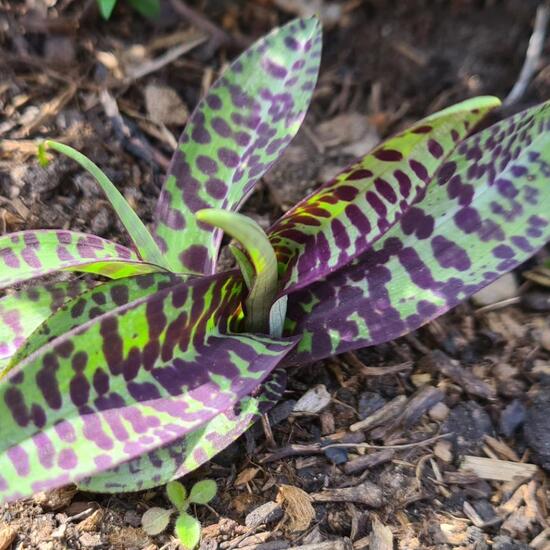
[419,350,496,400]
[350,395,407,432]
[0,524,16,550]
[343,449,395,475]
[369,516,393,550]
[460,456,538,481]
[311,481,383,508]
[235,467,260,486]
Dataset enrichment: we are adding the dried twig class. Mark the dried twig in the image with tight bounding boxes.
[124,35,207,82]
[504,1,550,106]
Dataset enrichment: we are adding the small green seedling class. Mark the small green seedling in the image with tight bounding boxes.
[97,0,160,19]
[142,480,217,549]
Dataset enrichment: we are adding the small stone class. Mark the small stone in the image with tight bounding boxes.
[499,399,526,437]
[79,532,102,548]
[429,402,450,422]
[524,387,550,470]
[434,440,453,463]
[293,384,331,414]
[472,273,518,306]
[323,446,348,465]
[492,535,531,550]
[358,391,386,419]
[44,36,75,65]
[124,510,142,527]
[466,526,488,550]
[539,327,550,351]
[33,486,77,511]
[521,291,550,312]
[245,501,283,528]
[443,401,494,455]
[144,83,188,126]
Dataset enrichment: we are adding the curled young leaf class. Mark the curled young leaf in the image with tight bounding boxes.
[196,209,278,333]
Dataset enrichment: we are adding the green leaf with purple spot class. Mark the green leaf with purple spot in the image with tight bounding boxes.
[0,272,296,503]
[269,96,501,293]
[154,17,322,275]
[0,230,166,289]
[0,280,90,372]
[78,370,286,493]
[283,101,550,364]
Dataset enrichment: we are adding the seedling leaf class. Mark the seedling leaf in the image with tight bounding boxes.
[188,479,217,504]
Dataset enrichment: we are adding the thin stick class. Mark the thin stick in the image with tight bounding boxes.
[504,1,550,107]
[124,36,207,82]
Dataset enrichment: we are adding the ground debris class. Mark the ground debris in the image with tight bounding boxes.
[311,481,383,508]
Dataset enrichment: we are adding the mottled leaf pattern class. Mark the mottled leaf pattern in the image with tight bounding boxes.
[0,281,90,372]
[7,273,183,372]
[78,370,286,492]
[284,102,550,363]
[269,97,501,293]
[154,17,322,274]
[0,272,295,502]
[0,230,164,289]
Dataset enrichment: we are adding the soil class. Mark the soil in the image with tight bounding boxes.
[1,1,550,549]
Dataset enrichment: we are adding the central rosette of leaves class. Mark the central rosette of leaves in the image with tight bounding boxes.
[195,209,283,336]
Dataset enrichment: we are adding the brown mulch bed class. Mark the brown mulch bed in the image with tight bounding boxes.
[1,1,549,549]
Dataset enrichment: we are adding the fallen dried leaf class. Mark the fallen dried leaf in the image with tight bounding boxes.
[276,485,315,533]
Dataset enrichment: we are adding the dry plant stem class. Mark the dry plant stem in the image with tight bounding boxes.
[169,0,246,50]
[124,35,207,82]
[504,1,550,106]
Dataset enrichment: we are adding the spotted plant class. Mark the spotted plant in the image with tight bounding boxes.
[0,17,549,504]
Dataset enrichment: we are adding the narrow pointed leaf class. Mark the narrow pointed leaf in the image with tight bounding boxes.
[154,17,322,274]
[0,280,90,372]
[77,370,286,493]
[43,141,169,269]
[0,273,296,503]
[269,96,501,293]
[0,230,165,289]
[285,101,550,364]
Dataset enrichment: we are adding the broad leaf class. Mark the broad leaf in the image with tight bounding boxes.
[77,370,287,493]
[166,481,188,511]
[175,513,201,550]
[269,97,501,293]
[284,101,550,363]
[0,230,165,290]
[154,17,322,274]
[189,479,216,504]
[7,273,183,371]
[0,280,90,372]
[0,273,296,503]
